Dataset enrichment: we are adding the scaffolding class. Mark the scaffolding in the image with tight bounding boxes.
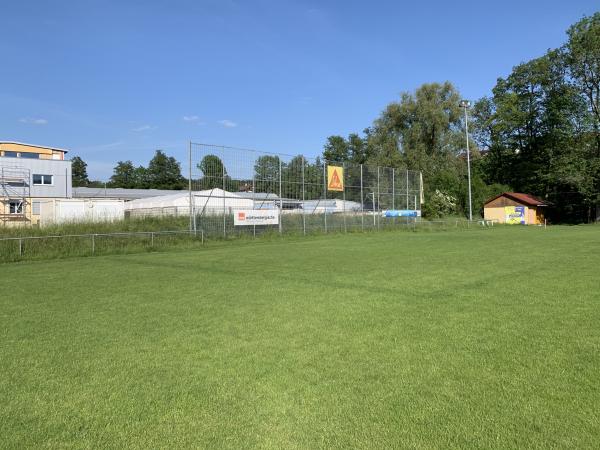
[0,166,31,224]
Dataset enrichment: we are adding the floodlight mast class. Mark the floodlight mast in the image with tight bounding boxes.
[459,100,473,221]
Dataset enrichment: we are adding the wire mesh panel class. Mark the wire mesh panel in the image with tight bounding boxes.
[188,143,423,239]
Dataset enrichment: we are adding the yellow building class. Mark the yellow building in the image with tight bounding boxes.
[484,192,548,225]
[1,142,72,226]
[0,141,67,160]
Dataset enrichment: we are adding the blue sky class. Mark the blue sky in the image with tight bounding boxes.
[1,0,598,180]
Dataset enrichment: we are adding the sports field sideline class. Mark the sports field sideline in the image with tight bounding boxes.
[1,226,599,448]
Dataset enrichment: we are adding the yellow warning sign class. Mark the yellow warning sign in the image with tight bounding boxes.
[327,166,344,191]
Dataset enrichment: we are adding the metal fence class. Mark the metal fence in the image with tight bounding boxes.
[0,230,201,262]
[0,219,497,263]
[187,143,424,238]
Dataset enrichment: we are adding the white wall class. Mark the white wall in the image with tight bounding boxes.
[40,199,125,225]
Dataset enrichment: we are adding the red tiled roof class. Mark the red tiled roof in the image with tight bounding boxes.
[484,192,548,207]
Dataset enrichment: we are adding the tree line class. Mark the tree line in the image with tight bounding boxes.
[71,150,187,190]
[318,13,600,222]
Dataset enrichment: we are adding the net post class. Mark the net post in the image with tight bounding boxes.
[406,169,409,209]
[302,156,306,236]
[392,167,395,210]
[377,166,380,230]
[360,164,364,232]
[279,157,283,235]
[323,161,327,233]
[392,167,395,229]
[188,141,193,233]
[222,146,226,238]
[342,162,346,233]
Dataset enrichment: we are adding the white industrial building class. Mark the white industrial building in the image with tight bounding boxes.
[301,199,362,214]
[122,188,365,218]
[125,188,260,217]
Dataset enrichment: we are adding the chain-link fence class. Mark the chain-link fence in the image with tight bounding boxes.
[187,143,423,238]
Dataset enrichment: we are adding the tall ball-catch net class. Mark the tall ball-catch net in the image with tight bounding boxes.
[188,143,423,237]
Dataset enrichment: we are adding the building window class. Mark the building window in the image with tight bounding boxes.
[33,174,53,185]
[2,151,18,158]
[32,201,41,215]
[20,152,40,159]
[9,200,24,214]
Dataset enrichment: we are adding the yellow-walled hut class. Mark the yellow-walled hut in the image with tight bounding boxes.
[484,192,548,225]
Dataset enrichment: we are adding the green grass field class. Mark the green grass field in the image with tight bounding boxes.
[1,226,599,448]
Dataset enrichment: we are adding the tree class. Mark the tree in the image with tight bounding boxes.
[304,157,324,200]
[254,155,280,193]
[133,166,150,189]
[367,82,469,216]
[197,154,227,189]
[319,82,477,217]
[566,12,600,147]
[146,150,186,190]
[565,13,600,221]
[109,161,138,188]
[348,133,370,164]
[71,156,89,187]
[472,46,597,222]
[323,136,350,163]
[281,155,305,198]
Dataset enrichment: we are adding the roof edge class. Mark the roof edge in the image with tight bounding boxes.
[484,192,548,207]
[0,141,69,153]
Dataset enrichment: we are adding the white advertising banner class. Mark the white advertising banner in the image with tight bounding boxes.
[234,209,279,226]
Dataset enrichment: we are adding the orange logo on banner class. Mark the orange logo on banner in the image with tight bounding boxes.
[238,212,246,221]
[327,166,344,191]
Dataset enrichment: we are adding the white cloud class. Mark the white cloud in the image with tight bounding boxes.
[183,115,206,125]
[131,124,154,132]
[19,117,48,125]
[218,119,238,128]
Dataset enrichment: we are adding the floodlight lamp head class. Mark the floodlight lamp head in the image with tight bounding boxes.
[459,100,471,108]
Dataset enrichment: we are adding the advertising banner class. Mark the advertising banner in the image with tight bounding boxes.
[504,206,526,224]
[383,210,421,218]
[234,209,279,226]
[327,166,344,191]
